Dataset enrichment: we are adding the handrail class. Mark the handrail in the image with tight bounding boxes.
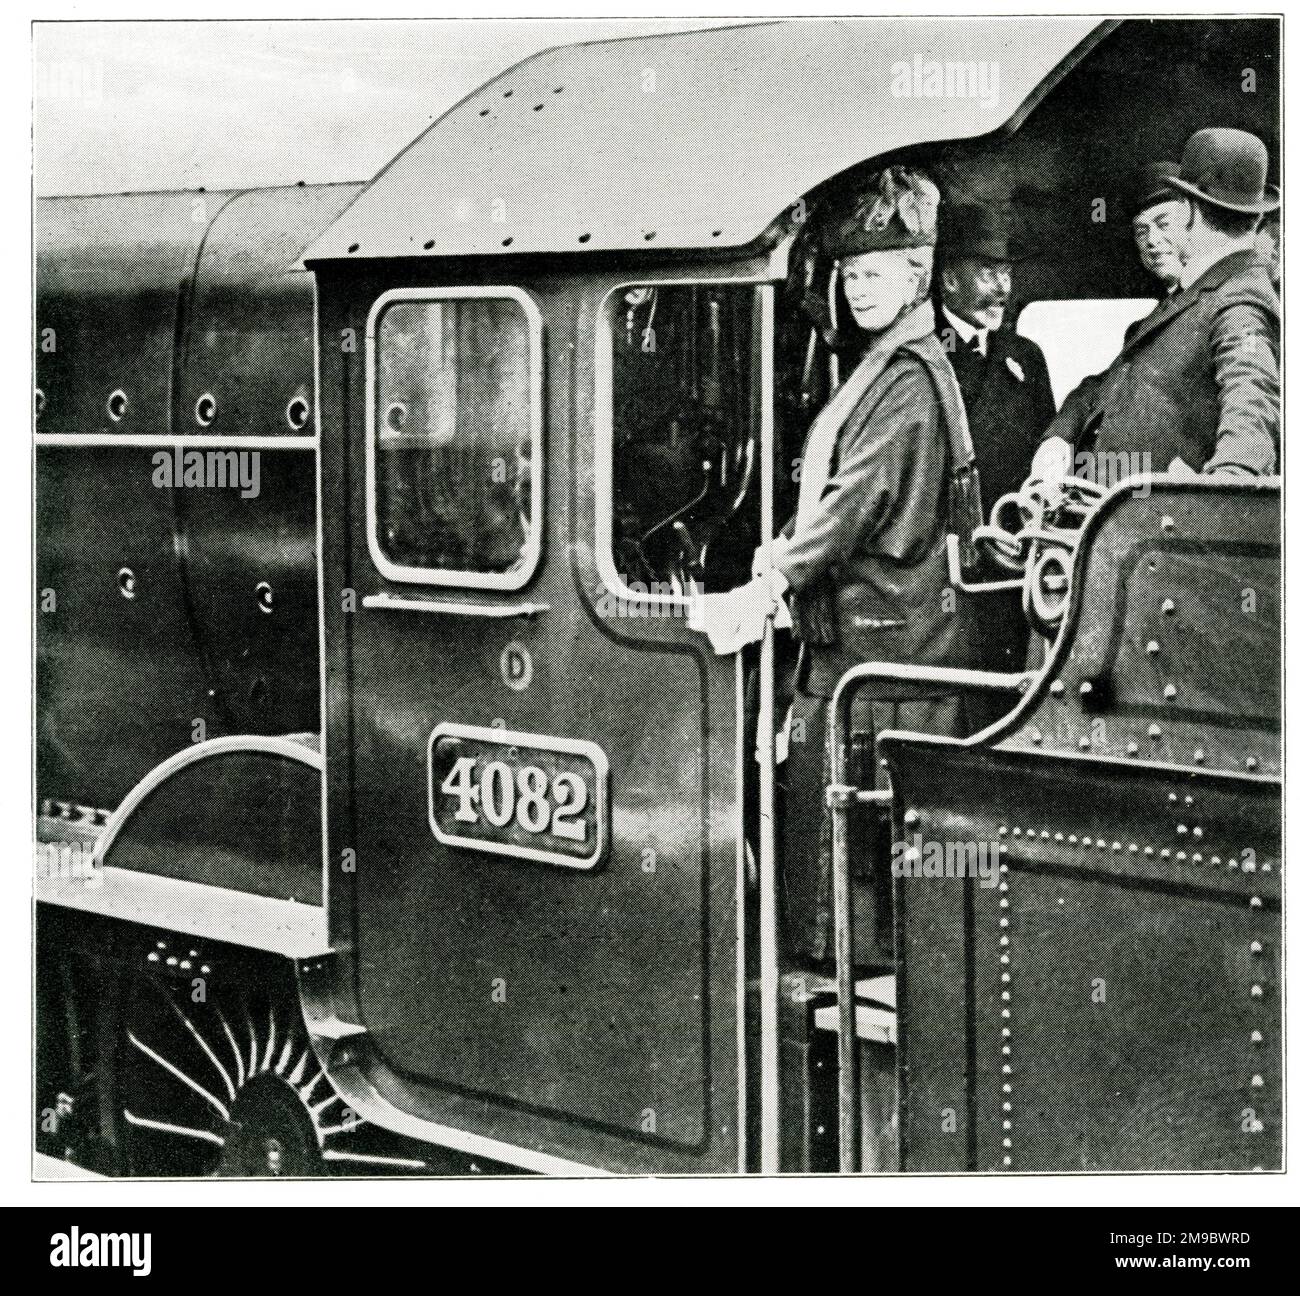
[361,593,550,618]
[826,662,1032,1172]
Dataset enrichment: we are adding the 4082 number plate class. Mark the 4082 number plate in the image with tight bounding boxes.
[427,723,608,870]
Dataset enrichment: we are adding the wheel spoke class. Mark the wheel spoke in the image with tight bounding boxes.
[298,1068,327,1103]
[287,1049,309,1087]
[123,1110,225,1147]
[318,1118,366,1139]
[274,1035,296,1077]
[163,995,236,1103]
[215,1005,245,1090]
[311,1092,340,1118]
[322,1149,425,1170]
[127,1033,231,1123]
[262,1007,276,1075]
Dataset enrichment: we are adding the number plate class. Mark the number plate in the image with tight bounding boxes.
[427,723,608,870]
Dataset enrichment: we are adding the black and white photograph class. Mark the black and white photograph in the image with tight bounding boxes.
[13,0,1295,1244]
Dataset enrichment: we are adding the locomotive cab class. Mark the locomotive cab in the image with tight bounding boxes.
[299,15,1278,1175]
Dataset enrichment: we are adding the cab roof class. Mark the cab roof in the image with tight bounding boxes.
[303,17,1108,265]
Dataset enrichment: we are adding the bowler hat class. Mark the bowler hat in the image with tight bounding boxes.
[826,166,940,259]
[1131,162,1181,218]
[1166,128,1279,215]
[940,204,1026,263]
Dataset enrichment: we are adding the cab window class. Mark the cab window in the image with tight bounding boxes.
[368,289,542,588]
[602,283,761,599]
[1017,298,1157,407]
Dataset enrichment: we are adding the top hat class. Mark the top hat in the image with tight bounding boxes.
[940,203,1026,263]
[1166,128,1279,215]
[826,166,940,259]
[1131,161,1181,218]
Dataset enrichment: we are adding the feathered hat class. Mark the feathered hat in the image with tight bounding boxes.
[825,166,941,258]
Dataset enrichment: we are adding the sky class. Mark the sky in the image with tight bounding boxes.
[33,19,742,196]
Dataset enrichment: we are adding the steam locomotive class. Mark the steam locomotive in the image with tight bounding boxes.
[35,16,1280,1176]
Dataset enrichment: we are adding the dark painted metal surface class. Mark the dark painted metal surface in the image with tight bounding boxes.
[36,191,237,438]
[175,184,360,438]
[101,746,323,905]
[883,481,1281,1172]
[35,184,357,816]
[37,445,223,809]
[316,257,755,1174]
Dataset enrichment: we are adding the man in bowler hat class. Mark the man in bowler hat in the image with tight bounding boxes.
[1032,128,1280,484]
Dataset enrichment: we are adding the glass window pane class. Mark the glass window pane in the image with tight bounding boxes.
[374,295,535,577]
[1017,298,1157,408]
[607,284,760,597]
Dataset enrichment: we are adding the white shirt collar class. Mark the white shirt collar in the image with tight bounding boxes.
[1179,237,1256,290]
[942,304,988,356]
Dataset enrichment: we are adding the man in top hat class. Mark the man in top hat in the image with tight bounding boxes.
[1031,128,1280,485]
[936,204,1057,515]
[935,203,1056,673]
[1044,162,1188,461]
[1131,161,1188,298]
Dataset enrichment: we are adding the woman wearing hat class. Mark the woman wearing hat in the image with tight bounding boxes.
[707,165,983,964]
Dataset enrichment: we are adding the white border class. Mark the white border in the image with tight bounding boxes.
[17,1,1295,1212]
[425,721,608,870]
[364,285,544,591]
